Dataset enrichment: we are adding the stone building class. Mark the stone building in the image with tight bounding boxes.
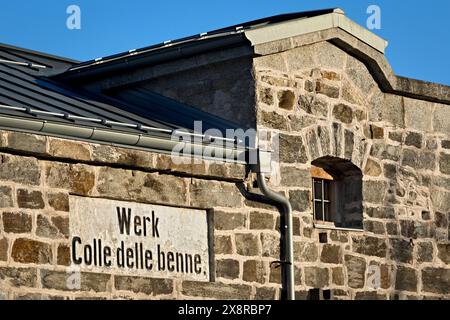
[0,8,449,300]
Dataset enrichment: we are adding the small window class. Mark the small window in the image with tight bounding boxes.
[311,157,363,230]
[311,167,334,224]
[313,178,331,221]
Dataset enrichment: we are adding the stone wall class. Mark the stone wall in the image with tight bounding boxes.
[0,130,288,300]
[0,33,449,300]
[253,39,450,300]
[132,56,256,130]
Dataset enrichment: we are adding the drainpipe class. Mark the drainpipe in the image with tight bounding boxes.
[254,150,295,300]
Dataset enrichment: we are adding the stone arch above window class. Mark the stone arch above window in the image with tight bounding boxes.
[311,156,363,230]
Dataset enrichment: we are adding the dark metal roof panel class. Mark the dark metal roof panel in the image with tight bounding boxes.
[0,66,174,133]
[0,48,241,137]
[0,65,172,126]
[55,9,337,78]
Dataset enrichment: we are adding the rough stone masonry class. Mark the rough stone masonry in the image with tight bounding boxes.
[0,25,450,299]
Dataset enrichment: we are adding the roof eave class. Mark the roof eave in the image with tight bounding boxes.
[0,115,248,164]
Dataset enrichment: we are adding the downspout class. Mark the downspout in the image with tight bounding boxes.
[254,150,295,300]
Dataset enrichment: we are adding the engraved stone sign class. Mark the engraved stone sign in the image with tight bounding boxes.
[69,196,211,282]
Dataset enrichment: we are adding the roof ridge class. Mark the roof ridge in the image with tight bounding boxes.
[0,42,79,65]
[58,8,339,74]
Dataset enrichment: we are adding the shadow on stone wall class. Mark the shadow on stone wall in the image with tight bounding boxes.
[312,156,364,229]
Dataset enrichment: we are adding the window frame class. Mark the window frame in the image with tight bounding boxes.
[312,177,332,223]
[310,166,336,226]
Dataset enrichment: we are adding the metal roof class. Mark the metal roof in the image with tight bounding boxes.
[0,43,78,75]
[0,46,241,137]
[0,42,79,63]
[53,9,338,81]
[0,46,247,162]
[0,49,171,134]
[52,8,387,85]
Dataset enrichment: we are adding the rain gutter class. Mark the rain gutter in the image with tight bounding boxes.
[0,115,248,163]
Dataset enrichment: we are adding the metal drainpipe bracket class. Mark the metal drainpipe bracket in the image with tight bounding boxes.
[252,149,272,175]
[270,260,292,269]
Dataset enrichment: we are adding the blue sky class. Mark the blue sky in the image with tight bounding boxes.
[1,1,449,85]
